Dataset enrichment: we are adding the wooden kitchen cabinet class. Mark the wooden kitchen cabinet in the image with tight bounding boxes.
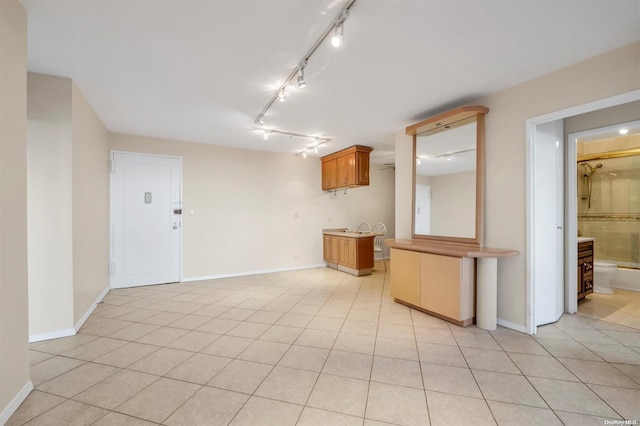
[322,159,337,190]
[323,231,375,276]
[321,145,373,190]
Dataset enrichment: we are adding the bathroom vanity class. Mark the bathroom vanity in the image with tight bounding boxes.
[388,105,518,330]
[578,237,594,299]
[323,229,375,276]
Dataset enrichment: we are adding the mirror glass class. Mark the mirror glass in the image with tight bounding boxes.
[414,119,477,239]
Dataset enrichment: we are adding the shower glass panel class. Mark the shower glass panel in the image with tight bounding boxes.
[578,155,640,269]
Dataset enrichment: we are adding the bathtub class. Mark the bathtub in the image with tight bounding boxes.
[612,267,640,292]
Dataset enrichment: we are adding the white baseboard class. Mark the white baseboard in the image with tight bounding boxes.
[497,318,528,334]
[74,285,110,332]
[29,285,110,343]
[0,380,33,425]
[29,328,75,343]
[181,263,327,283]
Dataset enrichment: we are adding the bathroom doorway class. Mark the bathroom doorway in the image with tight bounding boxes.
[525,90,640,335]
[569,121,640,329]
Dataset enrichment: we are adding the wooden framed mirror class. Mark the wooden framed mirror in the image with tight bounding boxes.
[406,105,488,246]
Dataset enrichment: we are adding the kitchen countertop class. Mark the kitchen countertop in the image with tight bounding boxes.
[323,228,380,238]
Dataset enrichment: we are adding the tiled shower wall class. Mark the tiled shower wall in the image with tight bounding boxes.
[578,146,640,268]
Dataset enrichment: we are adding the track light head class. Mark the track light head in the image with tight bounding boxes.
[256,114,264,126]
[331,23,343,47]
[297,61,307,88]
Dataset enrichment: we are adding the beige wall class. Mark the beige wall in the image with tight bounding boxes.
[396,41,640,328]
[72,82,110,325]
[27,73,74,336]
[110,133,395,279]
[0,0,31,421]
[26,74,110,339]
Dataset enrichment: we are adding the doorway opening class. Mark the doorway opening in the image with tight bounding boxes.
[526,90,640,334]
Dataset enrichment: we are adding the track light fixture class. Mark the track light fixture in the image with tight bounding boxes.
[331,23,344,47]
[331,9,349,47]
[253,0,356,154]
[297,60,307,89]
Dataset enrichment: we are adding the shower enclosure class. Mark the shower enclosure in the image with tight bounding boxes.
[578,154,640,269]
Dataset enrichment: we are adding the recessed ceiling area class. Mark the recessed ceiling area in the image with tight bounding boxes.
[23,0,640,163]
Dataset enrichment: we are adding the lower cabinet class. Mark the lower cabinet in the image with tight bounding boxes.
[578,240,594,300]
[323,234,374,276]
[390,248,475,326]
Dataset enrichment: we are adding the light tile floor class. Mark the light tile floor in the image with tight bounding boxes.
[578,288,640,330]
[10,262,640,425]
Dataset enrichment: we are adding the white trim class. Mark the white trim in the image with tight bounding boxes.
[29,328,75,343]
[74,285,110,332]
[497,318,528,334]
[0,381,33,425]
[181,263,328,282]
[28,285,110,343]
[525,90,640,335]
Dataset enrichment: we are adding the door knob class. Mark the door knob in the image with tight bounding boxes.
[557,226,563,230]
[173,224,178,230]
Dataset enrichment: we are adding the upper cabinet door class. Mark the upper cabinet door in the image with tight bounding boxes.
[322,158,337,190]
[356,152,369,185]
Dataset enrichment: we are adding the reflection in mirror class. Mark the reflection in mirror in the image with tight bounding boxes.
[414,120,477,239]
[414,120,476,238]
[408,105,487,246]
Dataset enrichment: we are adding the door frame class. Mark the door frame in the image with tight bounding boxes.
[525,89,640,335]
[109,150,184,288]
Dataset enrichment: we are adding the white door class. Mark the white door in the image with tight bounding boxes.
[415,184,431,234]
[533,120,564,327]
[111,152,182,288]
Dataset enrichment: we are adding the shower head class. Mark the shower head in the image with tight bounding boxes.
[582,163,603,176]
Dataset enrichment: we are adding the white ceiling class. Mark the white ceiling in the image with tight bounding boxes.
[23,0,640,164]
